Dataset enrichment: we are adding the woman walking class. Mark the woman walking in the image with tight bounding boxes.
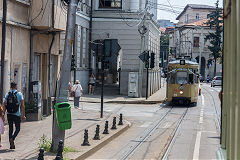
[71,80,83,109]
[88,73,96,94]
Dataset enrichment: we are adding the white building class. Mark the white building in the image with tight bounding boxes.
[90,0,161,97]
[169,4,222,79]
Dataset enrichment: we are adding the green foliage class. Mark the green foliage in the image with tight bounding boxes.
[205,0,223,58]
[38,134,52,151]
[38,135,79,155]
[160,33,169,48]
[205,0,223,75]
[63,146,78,153]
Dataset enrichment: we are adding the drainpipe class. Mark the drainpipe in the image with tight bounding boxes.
[48,32,56,97]
[88,0,93,75]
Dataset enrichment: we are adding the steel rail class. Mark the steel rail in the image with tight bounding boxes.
[120,107,173,160]
[161,106,189,160]
[202,87,221,133]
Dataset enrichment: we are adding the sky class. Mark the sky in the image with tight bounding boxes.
[156,0,223,22]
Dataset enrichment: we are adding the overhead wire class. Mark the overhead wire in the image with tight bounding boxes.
[166,0,179,16]
[41,0,50,20]
[29,0,44,24]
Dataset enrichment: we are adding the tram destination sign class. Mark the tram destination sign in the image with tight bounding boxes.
[180,59,185,65]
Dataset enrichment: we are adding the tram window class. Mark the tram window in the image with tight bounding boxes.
[194,75,198,83]
[176,71,188,84]
[170,72,176,84]
[189,74,194,84]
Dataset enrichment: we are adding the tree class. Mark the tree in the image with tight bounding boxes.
[205,0,223,77]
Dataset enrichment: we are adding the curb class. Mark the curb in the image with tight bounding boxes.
[75,120,131,160]
[105,100,165,104]
[72,99,166,104]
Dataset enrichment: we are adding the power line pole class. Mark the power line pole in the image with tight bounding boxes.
[0,0,7,104]
[51,0,77,151]
[138,3,148,97]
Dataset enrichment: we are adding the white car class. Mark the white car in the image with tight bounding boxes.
[211,76,222,87]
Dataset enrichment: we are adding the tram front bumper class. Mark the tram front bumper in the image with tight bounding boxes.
[172,97,191,104]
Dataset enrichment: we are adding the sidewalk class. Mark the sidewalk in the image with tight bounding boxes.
[72,84,166,104]
[0,104,129,160]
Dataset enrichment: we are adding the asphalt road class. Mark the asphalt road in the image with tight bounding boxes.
[83,83,221,160]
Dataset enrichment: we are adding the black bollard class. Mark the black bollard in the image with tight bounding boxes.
[111,117,117,129]
[93,125,100,140]
[82,129,90,146]
[38,148,44,160]
[55,140,63,159]
[55,156,62,160]
[103,121,109,134]
[118,113,123,125]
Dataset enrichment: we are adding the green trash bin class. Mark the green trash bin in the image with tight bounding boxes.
[54,102,72,130]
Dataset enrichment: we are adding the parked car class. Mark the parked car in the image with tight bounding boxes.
[211,76,222,87]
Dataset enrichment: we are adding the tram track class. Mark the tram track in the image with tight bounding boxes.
[161,106,189,160]
[119,105,190,160]
[120,106,173,160]
[202,87,221,133]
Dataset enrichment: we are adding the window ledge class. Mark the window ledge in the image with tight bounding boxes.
[15,0,30,6]
[96,8,122,11]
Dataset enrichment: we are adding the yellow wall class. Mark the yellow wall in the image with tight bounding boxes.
[222,0,240,159]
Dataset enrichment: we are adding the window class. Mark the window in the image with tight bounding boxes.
[99,0,122,8]
[189,74,194,84]
[176,71,188,84]
[207,14,210,18]
[185,14,189,23]
[194,37,199,47]
[170,71,176,84]
[196,13,199,20]
[194,75,199,83]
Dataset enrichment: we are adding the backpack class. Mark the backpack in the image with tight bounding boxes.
[6,91,19,113]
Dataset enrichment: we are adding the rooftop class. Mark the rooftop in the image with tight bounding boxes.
[176,4,215,20]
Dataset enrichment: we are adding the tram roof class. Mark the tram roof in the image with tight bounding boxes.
[169,60,198,65]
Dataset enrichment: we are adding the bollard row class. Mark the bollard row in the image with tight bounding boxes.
[81,114,124,146]
[38,114,124,158]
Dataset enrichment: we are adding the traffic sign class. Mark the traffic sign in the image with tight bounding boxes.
[139,52,146,62]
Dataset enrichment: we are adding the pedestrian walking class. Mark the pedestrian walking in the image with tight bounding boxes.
[3,82,26,149]
[71,80,83,109]
[88,73,96,94]
[0,105,5,148]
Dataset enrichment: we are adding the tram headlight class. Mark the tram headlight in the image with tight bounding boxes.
[180,91,184,94]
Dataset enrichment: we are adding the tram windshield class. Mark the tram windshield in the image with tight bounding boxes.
[176,71,188,84]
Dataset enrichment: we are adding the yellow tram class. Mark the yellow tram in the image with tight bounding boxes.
[166,59,199,105]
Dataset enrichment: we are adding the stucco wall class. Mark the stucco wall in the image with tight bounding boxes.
[1,0,30,25]
[30,0,66,30]
[92,18,161,96]
[178,8,214,24]
[0,24,30,96]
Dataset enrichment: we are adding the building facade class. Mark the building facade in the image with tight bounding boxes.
[169,4,222,79]
[74,0,91,93]
[90,0,161,97]
[0,0,67,117]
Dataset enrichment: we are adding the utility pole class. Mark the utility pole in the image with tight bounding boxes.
[51,0,77,151]
[198,27,203,74]
[100,41,105,118]
[0,0,7,104]
[138,4,148,97]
